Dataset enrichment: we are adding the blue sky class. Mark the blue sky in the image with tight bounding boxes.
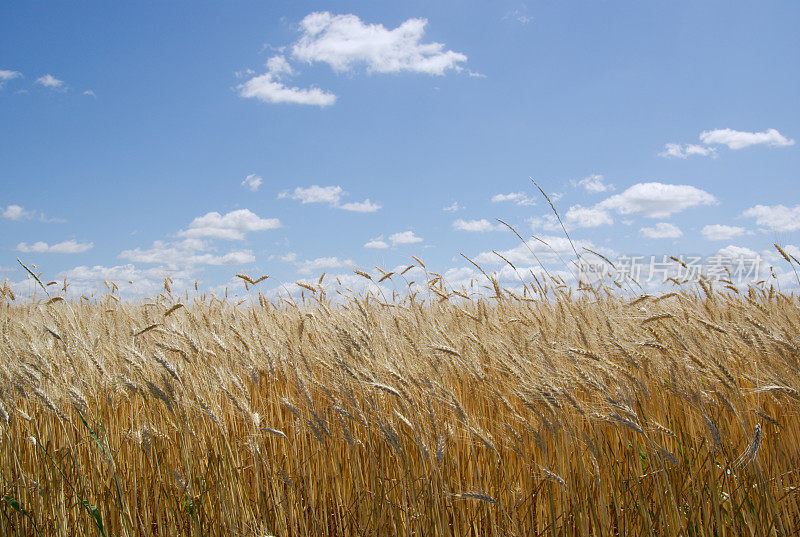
[1,1,799,299]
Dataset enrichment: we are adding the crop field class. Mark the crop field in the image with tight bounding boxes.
[1,267,799,536]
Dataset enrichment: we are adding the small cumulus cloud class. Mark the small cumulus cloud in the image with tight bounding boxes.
[292,12,467,75]
[742,204,800,232]
[573,174,614,193]
[338,199,382,213]
[280,185,342,204]
[475,235,614,267]
[502,6,533,24]
[700,128,794,150]
[276,253,356,277]
[0,69,22,89]
[528,214,561,232]
[491,192,535,206]
[16,240,94,254]
[297,256,355,275]
[640,222,683,239]
[530,182,715,231]
[389,230,423,246]
[239,12,470,107]
[278,184,381,212]
[241,174,263,192]
[119,238,255,269]
[564,205,614,228]
[2,204,34,221]
[452,218,504,232]
[238,55,337,107]
[701,224,750,240]
[597,182,717,219]
[661,128,794,159]
[364,236,389,249]
[0,204,62,223]
[178,209,281,240]
[35,74,65,89]
[50,264,195,298]
[658,143,715,159]
[266,55,293,76]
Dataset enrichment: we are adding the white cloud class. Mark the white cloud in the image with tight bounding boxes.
[0,69,22,88]
[452,218,504,232]
[700,128,795,150]
[280,185,343,204]
[51,264,191,298]
[77,211,272,298]
[364,236,389,249]
[59,264,140,282]
[292,12,467,75]
[235,68,255,79]
[35,74,64,89]
[716,245,772,283]
[266,55,294,76]
[441,266,481,289]
[238,54,336,107]
[27,224,263,299]
[598,182,717,219]
[276,254,356,277]
[338,199,382,212]
[178,209,281,240]
[389,230,423,245]
[59,264,150,292]
[503,8,533,24]
[702,224,749,240]
[530,206,612,233]
[16,240,93,254]
[574,174,614,193]
[194,251,254,265]
[2,204,63,223]
[717,245,760,259]
[491,192,535,206]
[475,235,615,266]
[38,214,67,224]
[658,143,715,159]
[640,222,682,239]
[240,13,468,108]
[119,239,254,268]
[762,244,800,268]
[0,69,21,80]
[297,256,354,275]
[742,204,800,232]
[238,72,336,106]
[528,214,561,232]
[525,183,715,232]
[241,174,263,192]
[564,205,613,228]
[278,184,381,212]
[2,204,34,220]
[443,202,463,212]
[82,90,96,98]
[442,264,582,296]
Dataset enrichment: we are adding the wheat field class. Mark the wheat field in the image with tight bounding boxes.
[1,265,799,536]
